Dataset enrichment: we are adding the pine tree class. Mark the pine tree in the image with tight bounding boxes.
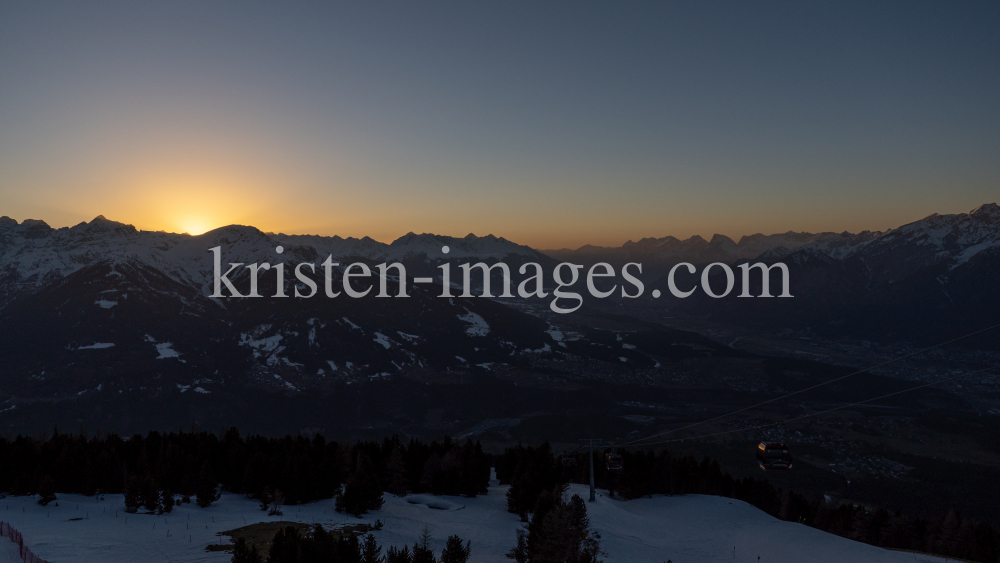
[335,453,385,516]
[510,493,601,563]
[142,477,161,513]
[412,526,436,563]
[386,448,408,497]
[258,487,273,512]
[162,490,175,513]
[124,476,141,513]
[196,462,221,508]
[231,538,263,563]
[37,476,57,506]
[440,535,471,563]
[386,545,413,563]
[268,526,303,563]
[506,529,528,563]
[268,489,285,516]
[361,534,382,563]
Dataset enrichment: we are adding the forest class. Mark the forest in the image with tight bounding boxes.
[0,429,996,563]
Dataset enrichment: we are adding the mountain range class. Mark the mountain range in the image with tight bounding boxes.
[0,203,997,433]
[659,203,1000,347]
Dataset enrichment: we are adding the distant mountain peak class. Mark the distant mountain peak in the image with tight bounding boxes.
[708,234,736,247]
[971,202,999,217]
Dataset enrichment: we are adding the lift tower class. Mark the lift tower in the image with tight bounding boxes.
[577,439,606,502]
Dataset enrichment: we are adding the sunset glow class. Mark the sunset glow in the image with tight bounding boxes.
[1,3,997,248]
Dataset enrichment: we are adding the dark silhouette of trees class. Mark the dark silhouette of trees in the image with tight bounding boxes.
[360,534,382,563]
[411,526,436,563]
[497,443,563,521]
[507,445,1000,563]
[336,452,385,516]
[0,430,488,514]
[259,526,470,563]
[2,428,994,563]
[36,475,56,506]
[507,492,600,563]
[232,537,263,563]
[196,462,221,507]
[440,535,471,563]
[123,475,141,513]
[267,526,303,563]
[385,545,413,563]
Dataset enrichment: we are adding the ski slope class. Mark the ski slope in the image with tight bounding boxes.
[0,484,950,563]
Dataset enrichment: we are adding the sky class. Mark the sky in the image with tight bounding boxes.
[0,1,998,249]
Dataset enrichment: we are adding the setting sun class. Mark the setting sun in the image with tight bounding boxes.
[178,217,214,236]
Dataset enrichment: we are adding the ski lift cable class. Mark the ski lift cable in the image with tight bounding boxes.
[625,364,998,448]
[619,321,1000,448]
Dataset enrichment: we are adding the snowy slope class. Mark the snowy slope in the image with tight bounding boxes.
[0,484,949,563]
[0,540,19,563]
[0,215,555,401]
[792,203,1000,267]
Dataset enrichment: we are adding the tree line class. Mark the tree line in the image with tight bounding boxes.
[495,443,1000,563]
[233,527,472,563]
[2,430,996,562]
[0,429,489,516]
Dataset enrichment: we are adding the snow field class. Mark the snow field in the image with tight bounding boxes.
[0,484,951,563]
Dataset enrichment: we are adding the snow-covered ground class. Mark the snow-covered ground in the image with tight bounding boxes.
[0,484,949,563]
[0,538,21,563]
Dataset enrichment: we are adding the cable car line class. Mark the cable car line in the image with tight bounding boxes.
[620,364,998,448]
[618,321,1000,448]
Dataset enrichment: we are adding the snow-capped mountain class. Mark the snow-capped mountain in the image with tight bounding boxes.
[0,216,554,417]
[0,217,545,301]
[543,230,842,274]
[271,230,548,262]
[664,204,1000,348]
[777,203,1000,267]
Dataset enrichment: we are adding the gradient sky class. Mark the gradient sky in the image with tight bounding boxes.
[1,2,998,248]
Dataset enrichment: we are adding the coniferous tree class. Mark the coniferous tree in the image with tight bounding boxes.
[506,529,528,563]
[231,537,263,563]
[386,448,408,497]
[360,534,382,563]
[336,453,384,516]
[508,493,601,563]
[162,490,175,513]
[386,545,413,563]
[142,477,160,513]
[412,526,436,563]
[268,489,285,516]
[37,476,57,506]
[258,487,273,512]
[196,462,221,508]
[440,535,471,563]
[124,475,142,513]
[268,526,303,563]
